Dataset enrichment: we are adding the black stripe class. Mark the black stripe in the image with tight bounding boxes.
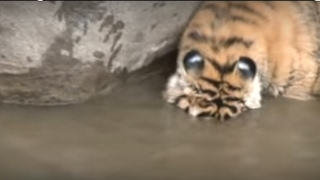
[200,77,221,87]
[223,97,244,103]
[187,31,208,42]
[226,83,242,91]
[221,89,230,96]
[207,58,237,75]
[227,2,268,21]
[221,104,238,114]
[211,45,220,53]
[220,36,253,49]
[201,2,230,21]
[222,113,232,120]
[207,58,223,73]
[213,98,223,107]
[198,112,214,117]
[198,100,212,108]
[213,99,241,114]
[201,89,218,98]
[229,15,258,25]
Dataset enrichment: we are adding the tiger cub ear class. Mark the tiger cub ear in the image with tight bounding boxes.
[235,57,257,80]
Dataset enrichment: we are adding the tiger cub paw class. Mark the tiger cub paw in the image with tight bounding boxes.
[244,75,262,109]
[268,84,285,97]
[245,97,261,109]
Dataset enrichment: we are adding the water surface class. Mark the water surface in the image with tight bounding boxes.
[0,59,319,180]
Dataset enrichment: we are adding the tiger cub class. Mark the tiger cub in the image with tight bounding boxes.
[163,1,320,120]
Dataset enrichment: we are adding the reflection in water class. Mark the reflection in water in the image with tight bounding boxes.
[0,57,319,179]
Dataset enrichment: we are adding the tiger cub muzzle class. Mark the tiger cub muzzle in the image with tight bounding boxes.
[165,49,259,121]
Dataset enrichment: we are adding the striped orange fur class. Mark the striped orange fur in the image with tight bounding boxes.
[164,1,320,120]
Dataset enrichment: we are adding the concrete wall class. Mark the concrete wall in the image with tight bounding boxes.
[0,1,201,105]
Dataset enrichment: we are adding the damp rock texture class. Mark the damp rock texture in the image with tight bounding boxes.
[0,1,201,105]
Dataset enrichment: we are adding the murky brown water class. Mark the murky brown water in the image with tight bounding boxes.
[0,55,320,180]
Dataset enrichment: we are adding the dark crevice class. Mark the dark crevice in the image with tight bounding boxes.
[123,50,178,84]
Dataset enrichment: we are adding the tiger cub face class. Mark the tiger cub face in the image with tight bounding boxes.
[164,22,263,120]
[164,1,320,120]
[164,48,262,120]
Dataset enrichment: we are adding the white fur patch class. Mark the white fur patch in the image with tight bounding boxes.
[167,74,180,89]
[189,108,201,117]
[244,75,262,109]
[164,73,190,103]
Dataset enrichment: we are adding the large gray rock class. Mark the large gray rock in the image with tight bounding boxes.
[0,1,201,105]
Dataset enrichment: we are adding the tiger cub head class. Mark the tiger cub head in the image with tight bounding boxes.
[163,29,263,121]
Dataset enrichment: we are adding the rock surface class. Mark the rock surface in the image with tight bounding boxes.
[0,1,201,105]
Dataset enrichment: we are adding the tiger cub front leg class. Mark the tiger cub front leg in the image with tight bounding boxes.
[267,48,296,98]
[282,58,319,101]
[269,50,319,101]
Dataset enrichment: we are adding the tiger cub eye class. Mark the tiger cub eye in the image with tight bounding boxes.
[183,50,204,71]
[237,56,257,79]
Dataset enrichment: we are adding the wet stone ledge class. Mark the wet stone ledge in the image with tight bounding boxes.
[0,1,201,105]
